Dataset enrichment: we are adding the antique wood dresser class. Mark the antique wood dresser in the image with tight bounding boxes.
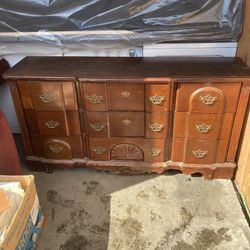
[4,57,250,179]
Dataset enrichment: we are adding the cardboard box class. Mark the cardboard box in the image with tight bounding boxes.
[0,175,44,250]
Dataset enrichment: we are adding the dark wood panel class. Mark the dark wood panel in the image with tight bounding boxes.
[107,83,144,111]
[4,57,250,80]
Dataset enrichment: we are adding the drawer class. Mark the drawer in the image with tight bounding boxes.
[25,110,81,136]
[175,82,241,113]
[31,135,84,159]
[18,80,77,111]
[82,82,107,111]
[89,138,167,162]
[145,83,170,112]
[107,83,144,111]
[85,111,108,138]
[171,138,229,164]
[146,112,169,139]
[173,112,234,139]
[109,111,145,137]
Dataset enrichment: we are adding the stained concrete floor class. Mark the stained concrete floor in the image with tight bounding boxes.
[15,136,250,250]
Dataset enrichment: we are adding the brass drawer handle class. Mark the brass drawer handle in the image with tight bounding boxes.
[90,122,106,132]
[192,149,208,158]
[49,144,63,153]
[147,148,161,157]
[195,123,212,133]
[148,95,165,105]
[121,91,130,98]
[199,95,217,105]
[122,119,131,126]
[39,90,56,103]
[86,94,103,104]
[149,122,164,132]
[92,146,106,155]
[45,120,59,129]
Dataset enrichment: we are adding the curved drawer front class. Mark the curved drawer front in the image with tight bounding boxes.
[18,81,77,111]
[175,82,241,113]
[89,138,167,162]
[146,84,170,112]
[171,138,229,164]
[82,82,107,111]
[31,135,84,159]
[25,110,81,136]
[86,111,108,138]
[173,113,234,140]
[146,112,169,139]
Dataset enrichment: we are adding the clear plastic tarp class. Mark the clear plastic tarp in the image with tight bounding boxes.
[0,0,244,54]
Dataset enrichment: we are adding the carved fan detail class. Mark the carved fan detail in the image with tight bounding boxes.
[111,144,143,161]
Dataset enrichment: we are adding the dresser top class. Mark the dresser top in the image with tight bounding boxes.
[4,56,250,80]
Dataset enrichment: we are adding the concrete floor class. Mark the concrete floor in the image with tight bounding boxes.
[15,137,250,250]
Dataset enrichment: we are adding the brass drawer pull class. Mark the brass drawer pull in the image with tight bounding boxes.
[192,149,208,158]
[148,95,165,105]
[45,120,59,129]
[149,122,164,132]
[86,94,103,104]
[39,90,56,103]
[121,91,130,98]
[195,123,212,133]
[49,144,63,154]
[147,148,161,157]
[90,122,106,132]
[199,95,217,105]
[92,146,106,155]
[122,119,131,126]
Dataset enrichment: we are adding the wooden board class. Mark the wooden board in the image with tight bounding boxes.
[236,1,250,212]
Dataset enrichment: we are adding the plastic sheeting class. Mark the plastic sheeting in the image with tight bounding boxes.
[0,0,244,52]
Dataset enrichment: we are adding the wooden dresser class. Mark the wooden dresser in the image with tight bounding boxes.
[4,57,250,179]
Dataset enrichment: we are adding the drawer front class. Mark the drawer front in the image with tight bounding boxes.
[146,112,169,139]
[31,135,84,159]
[175,82,241,113]
[82,83,107,111]
[109,111,145,137]
[89,138,109,161]
[26,110,81,136]
[89,138,167,162]
[18,81,77,111]
[146,84,170,112]
[107,83,144,111]
[86,111,108,138]
[36,111,68,135]
[171,138,228,164]
[173,112,234,139]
